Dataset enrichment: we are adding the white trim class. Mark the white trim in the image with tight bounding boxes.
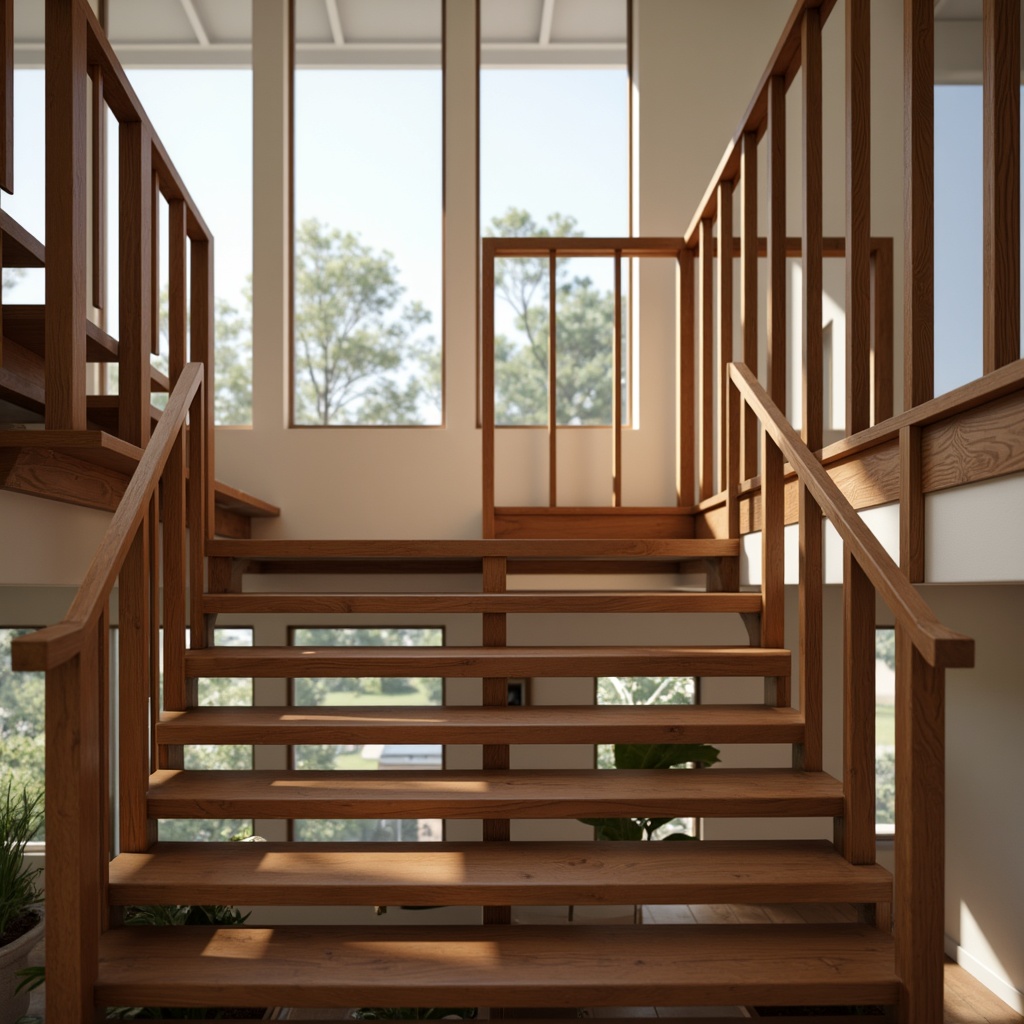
[324,0,345,46]
[945,935,1024,1015]
[177,0,210,47]
[539,0,556,46]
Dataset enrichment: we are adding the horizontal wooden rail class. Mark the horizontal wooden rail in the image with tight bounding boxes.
[729,363,973,670]
[12,364,203,672]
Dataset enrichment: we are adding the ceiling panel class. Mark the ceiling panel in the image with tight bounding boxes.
[13,0,44,45]
[108,0,198,45]
[295,0,333,44]
[550,0,625,43]
[481,0,544,44]
[340,0,441,43]
[194,0,252,44]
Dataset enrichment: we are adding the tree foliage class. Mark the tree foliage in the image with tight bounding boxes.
[293,218,439,425]
[487,208,623,426]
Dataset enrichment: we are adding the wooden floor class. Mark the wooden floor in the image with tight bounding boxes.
[26,908,1023,1024]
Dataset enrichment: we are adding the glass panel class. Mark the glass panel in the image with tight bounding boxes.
[291,627,443,842]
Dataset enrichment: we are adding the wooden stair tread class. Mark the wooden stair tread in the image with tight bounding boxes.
[156,704,803,745]
[0,210,45,267]
[108,839,892,906]
[95,923,898,1008]
[147,768,842,819]
[202,590,763,615]
[183,644,790,678]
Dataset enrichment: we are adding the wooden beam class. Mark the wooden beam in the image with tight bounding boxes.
[767,75,787,412]
[740,131,759,480]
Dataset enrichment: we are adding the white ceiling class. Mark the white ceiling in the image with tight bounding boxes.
[14,0,628,67]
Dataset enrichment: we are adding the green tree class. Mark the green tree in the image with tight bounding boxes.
[0,629,46,839]
[487,208,624,426]
[293,218,439,425]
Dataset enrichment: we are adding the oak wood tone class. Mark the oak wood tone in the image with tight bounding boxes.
[740,131,759,480]
[798,482,823,772]
[0,338,44,413]
[95,923,898,1010]
[717,181,733,507]
[838,547,874,865]
[900,424,925,583]
[904,0,934,409]
[0,0,11,193]
[495,506,694,539]
[108,839,891,907]
[983,0,1020,374]
[210,479,280,518]
[871,239,895,423]
[548,251,557,506]
[896,629,946,1024]
[183,644,792,680]
[730,363,973,669]
[147,767,843,821]
[699,218,714,500]
[678,247,695,505]
[90,66,105,310]
[118,117,153,447]
[846,0,871,435]
[45,0,89,431]
[761,434,785,666]
[147,494,160,771]
[13,370,203,673]
[482,246,496,535]
[187,370,207,644]
[119,524,156,851]
[150,171,160,355]
[0,444,128,512]
[189,237,215,541]
[167,198,187,382]
[767,74,786,412]
[725,370,741,568]
[488,236,683,259]
[802,8,823,455]
[155,704,803,746]
[482,557,510,804]
[0,209,46,267]
[201,590,764,617]
[613,249,622,506]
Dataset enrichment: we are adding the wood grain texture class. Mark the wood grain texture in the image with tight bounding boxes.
[0,338,45,413]
[983,0,1020,374]
[846,0,871,435]
[895,629,946,1024]
[187,372,207,644]
[90,66,105,310]
[494,506,694,539]
[486,236,682,259]
[798,483,823,772]
[761,434,785,659]
[96,923,897,1010]
[767,74,787,412]
[0,0,11,193]
[184,644,791,680]
[45,0,88,430]
[678,247,695,505]
[699,218,715,500]
[0,210,45,267]
[482,248,496,535]
[871,238,894,423]
[167,198,187,382]
[155,703,801,746]
[108,839,890,907]
[802,7,823,453]
[189,238,215,541]
[148,768,843,820]
[717,180,734,505]
[904,0,934,409]
[900,425,925,583]
[730,363,973,669]
[740,130,759,480]
[0,445,127,512]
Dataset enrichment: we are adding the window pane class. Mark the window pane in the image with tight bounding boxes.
[596,676,697,839]
[0,629,46,839]
[875,628,896,832]
[291,627,443,842]
[293,30,443,426]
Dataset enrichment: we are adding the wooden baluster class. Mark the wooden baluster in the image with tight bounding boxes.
[837,549,875,865]
[168,199,187,384]
[482,242,496,536]
[120,523,156,852]
[119,119,153,446]
[612,250,623,506]
[725,377,740,552]
[45,0,88,431]
[717,180,733,501]
[740,131,759,480]
[188,369,208,645]
[800,5,824,772]
[699,218,714,500]
[548,251,557,507]
[904,0,934,409]
[148,493,160,772]
[97,607,111,921]
[900,424,924,583]
[871,239,894,423]
[151,173,161,355]
[90,66,106,312]
[482,555,510,925]
[0,0,11,194]
[983,0,1020,373]
[190,236,215,541]
[761,433,786,706]
[677,248,695,507]
[895,630,946,1024]
[847,0,871,436]
[767,74,786,413]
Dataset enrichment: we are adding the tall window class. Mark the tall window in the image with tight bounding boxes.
[481,47,629,427]
[0,629,45,839]
[292,1,443,426]
[290,627,444,842]
[875,627,895,834]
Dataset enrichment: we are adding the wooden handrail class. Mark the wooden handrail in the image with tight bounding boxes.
[12,364,204,672]
[729,362,974,670]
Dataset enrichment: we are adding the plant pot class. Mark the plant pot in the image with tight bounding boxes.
[0,907,44,1024]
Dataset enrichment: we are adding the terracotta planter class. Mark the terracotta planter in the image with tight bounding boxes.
[0,908,44,1024]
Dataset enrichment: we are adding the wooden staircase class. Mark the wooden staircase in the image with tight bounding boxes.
[90,535,901,1015]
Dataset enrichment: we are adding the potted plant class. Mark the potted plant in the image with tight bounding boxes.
[0,778,44,1024]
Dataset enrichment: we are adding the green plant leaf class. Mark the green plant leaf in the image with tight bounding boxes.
[613,743,721,770]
